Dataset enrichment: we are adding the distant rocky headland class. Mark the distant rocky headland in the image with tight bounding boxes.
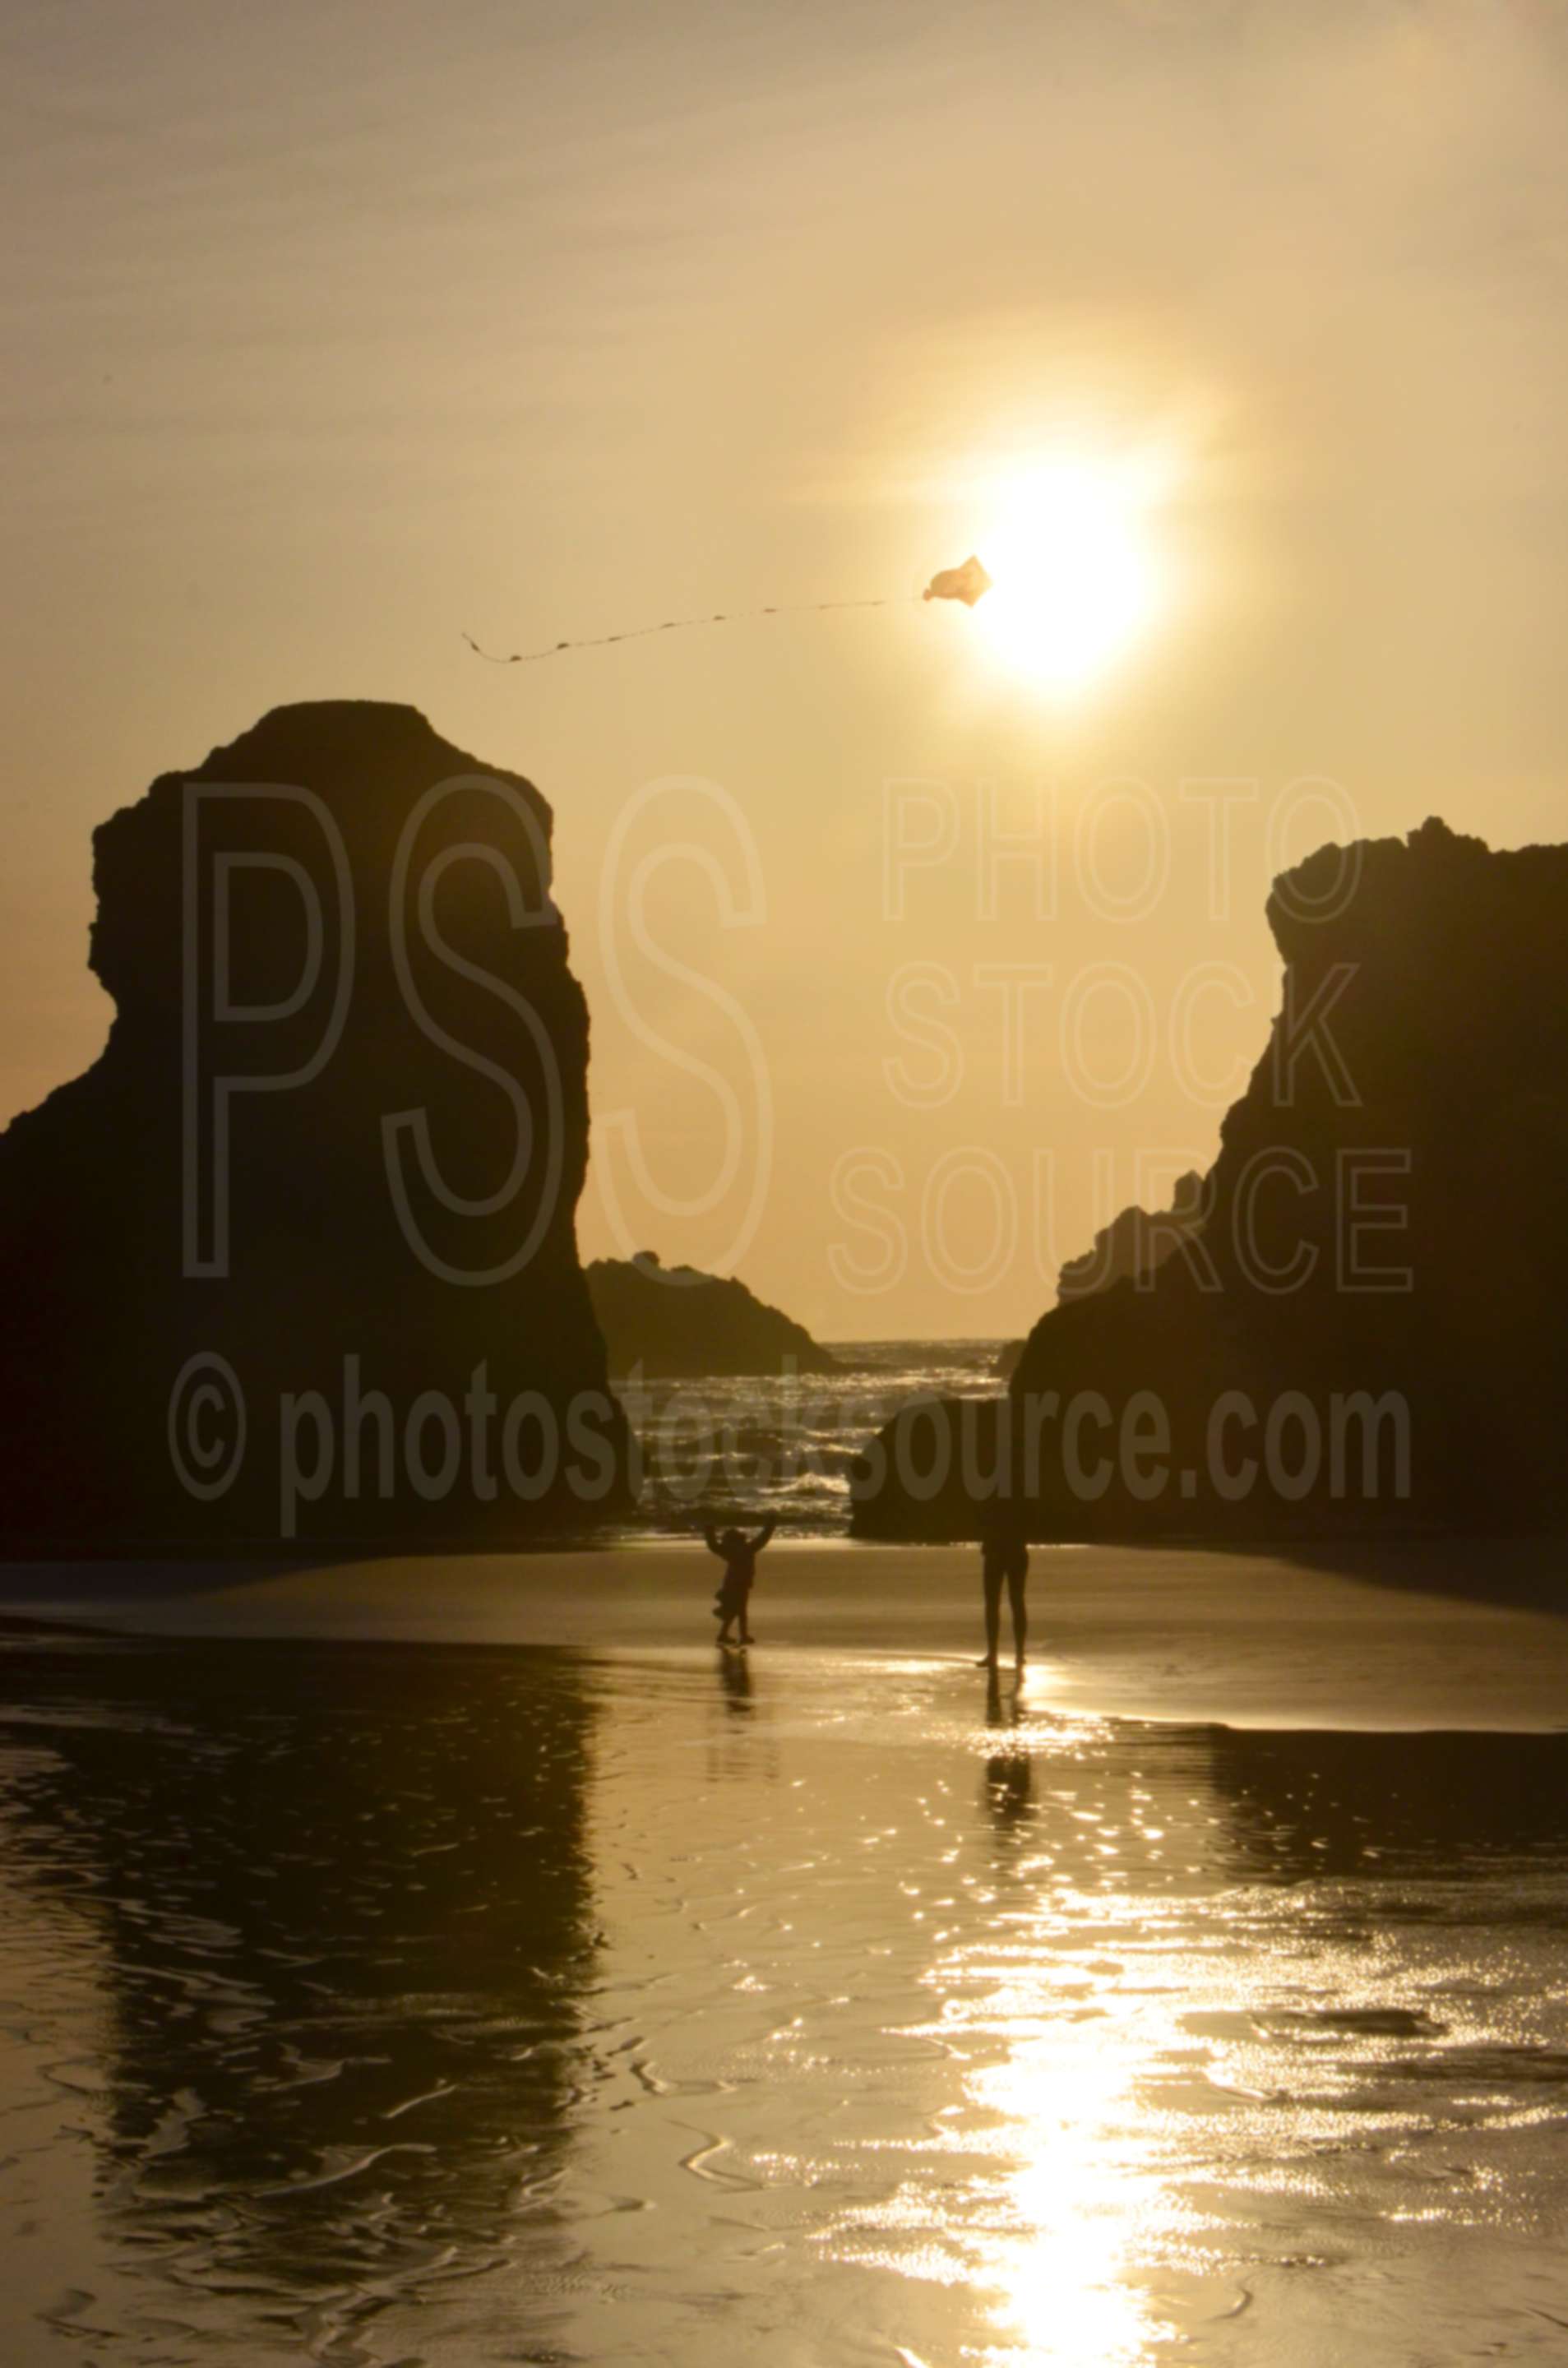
[854,819,1568,1542]
[587,1251,840,1378]
[0,702,631,1550]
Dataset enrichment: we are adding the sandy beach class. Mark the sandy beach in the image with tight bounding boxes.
[5,1587,1568,2366]
[2,1537,1566,1730]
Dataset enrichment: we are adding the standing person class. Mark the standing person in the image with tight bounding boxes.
[704,1515,777,1645]
[977,1514,1029,1669]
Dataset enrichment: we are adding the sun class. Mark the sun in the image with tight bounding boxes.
[973,456,1168,696]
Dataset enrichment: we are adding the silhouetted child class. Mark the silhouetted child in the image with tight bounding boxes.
[978,1514,1029,1668]
[704,1515,777,1644]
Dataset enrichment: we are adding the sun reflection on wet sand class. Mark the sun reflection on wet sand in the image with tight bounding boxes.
[891,1689,1210,2365]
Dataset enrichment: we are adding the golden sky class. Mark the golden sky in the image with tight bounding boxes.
[4,0,1566,1337]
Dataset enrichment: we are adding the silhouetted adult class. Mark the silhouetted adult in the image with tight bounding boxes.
[977,1516,1029,1668]
[704,1515,777,1644]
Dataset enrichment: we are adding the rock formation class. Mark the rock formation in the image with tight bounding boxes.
[992,1168,1206,1376]
[1056,1168,1206,1302]
[853,820,1568,1541]
[0,701,631,1549]
[586,1251,840,1378]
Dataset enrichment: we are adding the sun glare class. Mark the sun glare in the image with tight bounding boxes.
[974,456,1168,696]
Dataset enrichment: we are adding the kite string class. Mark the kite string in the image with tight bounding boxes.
[462,594,915,665]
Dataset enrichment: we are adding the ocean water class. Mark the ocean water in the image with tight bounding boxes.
[613,1339,1006,1538]
[4,1626,1568,2366]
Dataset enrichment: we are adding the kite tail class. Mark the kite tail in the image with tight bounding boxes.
[461,594,911,666]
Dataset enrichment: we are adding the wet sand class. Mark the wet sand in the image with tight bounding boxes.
[2,1537,1566,1729]
[4,1626,1568,2366]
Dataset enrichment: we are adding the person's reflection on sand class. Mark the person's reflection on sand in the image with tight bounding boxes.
[715,1642,755,1712]
[704,1633,778,1786]
[983,1667,1034,1829]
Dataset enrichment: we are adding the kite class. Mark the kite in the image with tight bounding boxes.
[922,554,992,608]
[461,557,992,665]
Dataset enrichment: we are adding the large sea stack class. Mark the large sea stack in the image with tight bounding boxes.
[853,821,1568,1541]
[0,701,631,1549]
